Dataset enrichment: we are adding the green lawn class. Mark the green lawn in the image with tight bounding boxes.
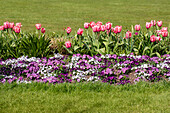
[0,0,170,33]
[0,82,170,113]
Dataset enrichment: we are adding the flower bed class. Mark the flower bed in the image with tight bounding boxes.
[0,53,169,85]
[0,20,170,85]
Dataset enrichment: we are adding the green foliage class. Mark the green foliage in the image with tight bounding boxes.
[0,30,54,59]
[21,33,52,58]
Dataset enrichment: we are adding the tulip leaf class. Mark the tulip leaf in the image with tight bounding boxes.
[143,46,150,55]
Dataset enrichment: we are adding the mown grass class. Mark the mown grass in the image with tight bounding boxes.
[0,0,170,33]
[0,81,170,113]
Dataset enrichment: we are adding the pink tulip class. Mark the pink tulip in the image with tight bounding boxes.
[151,20,156,26]
[134,25,140,31]
[92,25,101,32]
[90,21,96,28]
[146,22,151,29]
[84,23,90,29]
[117,26,122,33]
[0,26,4,31]
[150,35,156,42]
[41,28,45,33]
[16,23,22,28]
[135,32,138,35]
[113,26,122,34]
[4,21,10,29]
[65,41,71,48]
[155,36,162,41]
[92,25,97,32]
[161,27,168,32]
[77,28,84,35]
[157,21,162,27]
[156,30,162,36]
[35,24,41,30]
[125,31,132,39]
[113,27,118,34]
[66,27,71,34]
[105,22,112,30]
[96,21,102,26]
[162,31,168,37]
[9,22,14,28]
[13,26,20,33]
[101,25,106,31]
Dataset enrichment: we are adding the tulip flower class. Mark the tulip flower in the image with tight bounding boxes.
[77,28,84,35]
[125,31,132,39]
[92,25,101,32]
[105,22,112,30]
[16,23,22,28]
[156,30,162,36]
[134,25,140,31]
[161,27,168,32]
[162,31,168,37]
[13,26,20,33]
[101,25,106,31]
[151,20,156,26]
[4,21,10,29]
[41,28,46,33]
[157,21,162,27]
[66,27,72,34]
[35,24,41,30]
[113,26,122,34]
[90,21,95,28]
[135,32,138,35]
[150,35,156,42]
[84,23,90,29]
[96,21,102,26]
[146,22,151,29]
[155,36,162,41]
[117,26,122,33]
[65,41,71,48]
[0,26,4,31]
[9,22,14,28]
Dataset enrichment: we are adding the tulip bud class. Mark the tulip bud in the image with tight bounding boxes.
[162,31,168,37]
[113,26,122,34]
[157,21,162,27]
[155,36,162,41]
[66,27,71,34]
[16,23,22,28]
[77,28,84,35]
[150,35,156,42]
[4,21,10,29]
[35,24,41,30]
[161,27,168,32]
[41,28,46,33]
[84,23,90,29]
[146,22,151,29]
[13,26,20,33]
[9,22,14,28]
[90,21,95,28]
[126,31,132,39]
[96,21,102,26]
[134,25,140,31]
[65,41,71,48]
[0,26,4,31]
[151,20,156,26]
[105,22,112,30]
[101,25,106,31]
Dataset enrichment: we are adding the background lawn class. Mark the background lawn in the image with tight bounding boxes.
[0,82,170,113]
[0,0,170,33]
